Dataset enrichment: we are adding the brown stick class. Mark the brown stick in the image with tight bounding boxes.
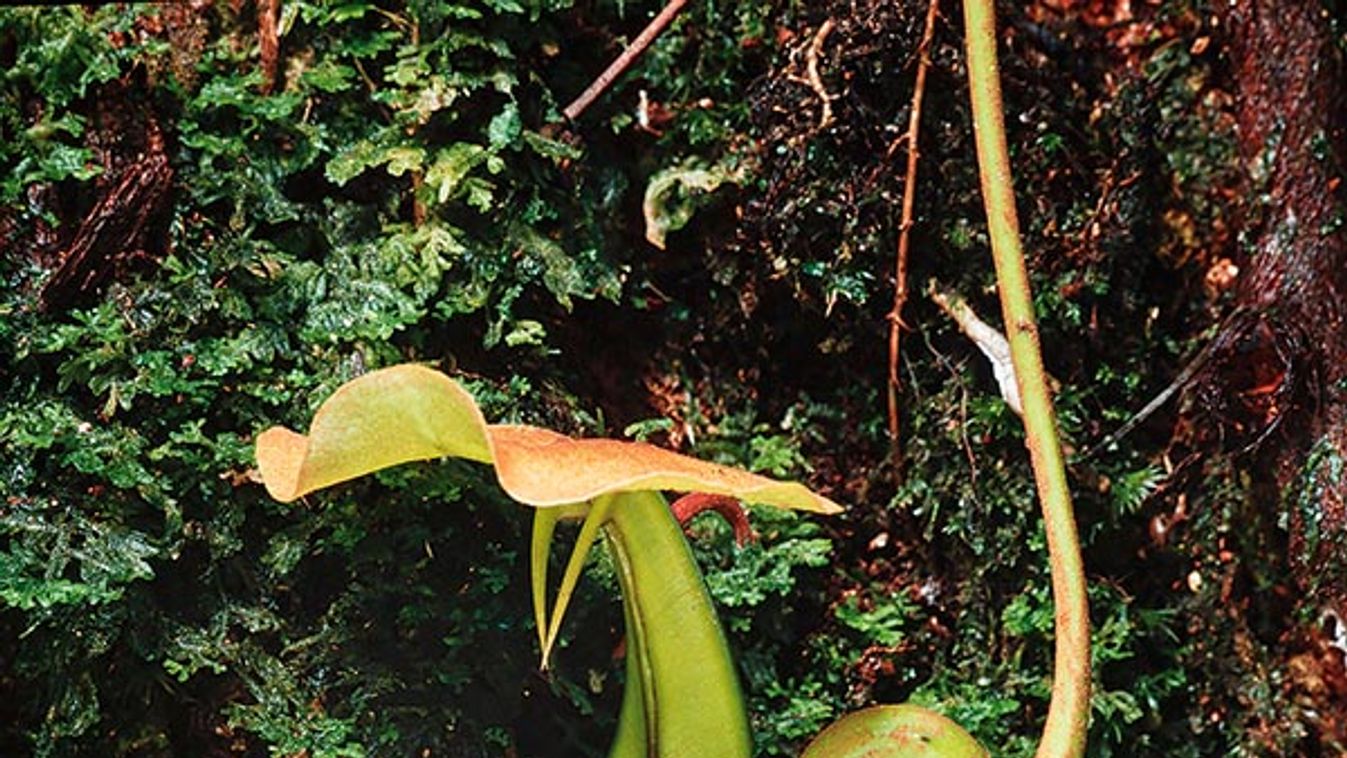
[886,0,940,463]
[257,0,280,94]
[562,0,691,122]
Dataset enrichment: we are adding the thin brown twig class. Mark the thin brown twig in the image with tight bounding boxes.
[562,0,691,122]
[351,58,394,123]
[887,0,941,465]
[804,19,837,129]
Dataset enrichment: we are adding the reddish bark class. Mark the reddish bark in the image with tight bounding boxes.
[257,0,280,94]
[1200,0,1347,703]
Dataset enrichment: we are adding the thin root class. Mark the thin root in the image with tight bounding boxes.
[805,19,837,129]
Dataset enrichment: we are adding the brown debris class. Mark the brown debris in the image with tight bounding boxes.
[1286,615,1347,744]
[886,0,939,466]
[561,0,691,122]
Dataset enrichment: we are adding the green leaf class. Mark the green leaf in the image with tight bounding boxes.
[463,176,495,212]
[521,130,583,161]
[39,143,102,182]
[1111,464,1163,516]
[327,2,372,22]
[540,494,614,668]
[484,0,525,13]
[382,145,426,177]
[425,143,488,204]
[325,139,382,185]
[704,538,831,609]
[386,51,430,87]
[487,103,522,149]
[530,508,562,657]
[256,366,493,502]
[301,60,356,93]
[511,224,586,309]
[504,319,547,347]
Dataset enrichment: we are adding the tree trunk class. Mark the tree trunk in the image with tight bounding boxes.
[1202,0,1347,621]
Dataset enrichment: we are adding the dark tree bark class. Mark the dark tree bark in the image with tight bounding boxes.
[38,142,172,310]
[1201,1,1347,621]
[38,74,174,311]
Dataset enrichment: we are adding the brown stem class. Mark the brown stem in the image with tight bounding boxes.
[562,0,690,122]
[257,0,279,94]
[886,0,940,462]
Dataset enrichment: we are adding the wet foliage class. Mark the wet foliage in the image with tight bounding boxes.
[1,0,1343,755]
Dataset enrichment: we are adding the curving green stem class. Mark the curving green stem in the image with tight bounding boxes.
[963,1,1091,756]
[603,491,752,758]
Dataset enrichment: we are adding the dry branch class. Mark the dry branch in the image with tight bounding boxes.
[886,0,940,462]
[562,0,690,122]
